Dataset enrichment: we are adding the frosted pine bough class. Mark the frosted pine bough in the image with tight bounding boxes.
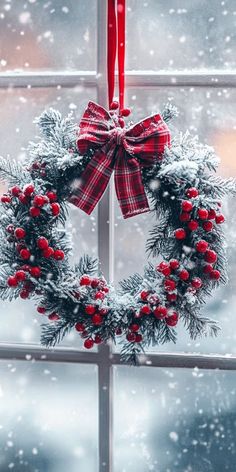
[0,105,234,363]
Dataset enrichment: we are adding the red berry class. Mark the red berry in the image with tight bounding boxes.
[48,312,60,321]
[94,335,103,344]
[210,270,221,280]
[15,270,26,281]
[140,305,151,315]
[1,195,11,203]
[181,200,193,212]
[203,264,213,274]
[196,240,209,253]
[191,277,203,289]
[102,286,109,293]
[140,290,150,301]
[179,269,190,281]
[164,278,176,292]
[7,276,18,287]
[51,202,60,216]
[169,259,180,270]
[84,338,94,349]
[202,221,213,232]
[80,275,91,286]
[130,323,140,333]
[19,194,29,205]
[179,212,191,222]
[166,312,179,327]
[110,100,119,110]
[24,184,35,196]
[153,306,168,319]
[33,195,45,207]
[204,249,217,264]
[53,249,65,260]
[116,327,122,335]
[186,187,199,198]
[10,186,21,197]
[167,293,177,302]
[92,314,103,325]
[208,209,216,220]
[20,289,30,299]
[95,291,105,300]
[37,306,46,314]
[6,224,14,234]
[135,334,143,343]
[75,322,85,332]
[29,207,41,217]
[215,214,225,224]
[14,227,26,239]
[32,162,40,170]
[175,228,186,240]
[126,332,136,342]
[37,237,49,250]
[121,107,131,117]
[42,247,54,258]
[91,278,100,288]
[156,261,171,277]
[46,191,57,202]
[30,266,41,278]
[197,208,209,220]
[99,308,109,316]
[20,248,31,260]
[85,305,96,315]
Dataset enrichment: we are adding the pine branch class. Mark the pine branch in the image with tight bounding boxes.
[0,157,29,185]
[75,254,98,276]
[41,318,74,347]
[119,273,144,295]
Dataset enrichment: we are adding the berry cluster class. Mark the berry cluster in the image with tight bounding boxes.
[4,185,65,300]
[174,187,224,282]
[1,184,60,218]
[74,275,110,349]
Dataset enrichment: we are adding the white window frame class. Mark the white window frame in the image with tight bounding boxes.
[0,1,236,471]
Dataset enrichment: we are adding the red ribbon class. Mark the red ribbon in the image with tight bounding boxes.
[107,0,126,111]
[69,102,171,219]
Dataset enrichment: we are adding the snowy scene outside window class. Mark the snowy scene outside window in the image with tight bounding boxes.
[0,1,236,471]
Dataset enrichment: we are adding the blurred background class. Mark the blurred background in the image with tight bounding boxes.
[0,0,236,470]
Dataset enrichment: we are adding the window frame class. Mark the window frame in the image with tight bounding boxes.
[0,1,236,471]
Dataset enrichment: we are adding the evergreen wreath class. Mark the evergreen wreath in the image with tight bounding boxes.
[0,103,235,363]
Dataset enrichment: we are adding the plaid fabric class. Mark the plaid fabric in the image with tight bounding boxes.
[69,101,171,219]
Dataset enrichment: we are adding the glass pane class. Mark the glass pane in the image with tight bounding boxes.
[0,361,98,471]
[0,0,96,71]
[114,365,236,472]
[126,0,236,71]
[114,87,236,354]
[0,87,98,346]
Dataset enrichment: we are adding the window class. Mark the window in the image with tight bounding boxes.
[0,1,236,471]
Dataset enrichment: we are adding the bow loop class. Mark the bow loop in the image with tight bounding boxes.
[70,101,171,219]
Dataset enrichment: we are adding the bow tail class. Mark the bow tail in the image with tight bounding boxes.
[114,149,150,219]
[69,151,113,215]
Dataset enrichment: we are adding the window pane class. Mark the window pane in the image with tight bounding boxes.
[0,361,98,471]
[127,0,236,71]
[0,88,98,346]
[114,366,236,472]
[114,87,236,354]
[0,0,96,71]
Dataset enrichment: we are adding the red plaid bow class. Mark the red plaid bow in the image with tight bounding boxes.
[69,101,171,219]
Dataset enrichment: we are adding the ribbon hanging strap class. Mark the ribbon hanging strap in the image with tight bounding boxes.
[69,102,171,219]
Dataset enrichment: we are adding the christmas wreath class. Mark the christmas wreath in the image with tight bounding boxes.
[0,101,235,362]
